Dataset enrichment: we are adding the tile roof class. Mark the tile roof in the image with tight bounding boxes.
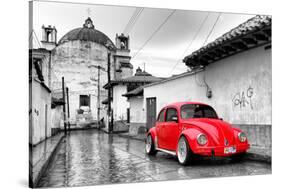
[183,15,271,67]
[122,86,144,97]
[103,73,162,89]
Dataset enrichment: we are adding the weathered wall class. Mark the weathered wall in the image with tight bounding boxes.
[51,105,63,129]
[143,45,271,148]
[128,96,145,124]
[51,40,114,124]
[128,96,146,135]
[31,80,52,145]
[112,85,129,121]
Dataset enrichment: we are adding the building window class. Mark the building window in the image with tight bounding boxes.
[80,95,90,107]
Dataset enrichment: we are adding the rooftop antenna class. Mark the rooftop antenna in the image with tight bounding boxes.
[143,62,146,72]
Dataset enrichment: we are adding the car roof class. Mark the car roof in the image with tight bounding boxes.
[165,101,209,108]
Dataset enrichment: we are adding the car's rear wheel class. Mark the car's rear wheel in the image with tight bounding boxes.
[145,134,157,155]
[177,136,192,165]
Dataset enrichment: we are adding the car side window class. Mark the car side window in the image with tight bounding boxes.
[157,109,165,122]
[166,108,178,122]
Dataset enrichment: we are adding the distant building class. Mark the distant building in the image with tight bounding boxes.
[37,17,134,129]
[142,15,272,151]
[104,67,162,132]
[31,17,139,135]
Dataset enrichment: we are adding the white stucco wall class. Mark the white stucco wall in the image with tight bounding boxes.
[143,45,271,125]
[31,80,52,145]
[112,85,129,121]
[128,96,145,123]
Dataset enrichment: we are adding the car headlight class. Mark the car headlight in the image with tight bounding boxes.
[238,132,247,142]
[197,133,207,145]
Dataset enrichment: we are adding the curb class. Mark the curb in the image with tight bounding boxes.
[244,152,271,164]
[118,133,146,142]
[31,134,65,188]
[118,134,271,164]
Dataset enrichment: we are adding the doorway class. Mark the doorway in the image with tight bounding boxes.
[146,97,157,130]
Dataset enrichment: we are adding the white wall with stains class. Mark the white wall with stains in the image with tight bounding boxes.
[128,96,145,124]
[143,44,271,125]
[112,85,129,121]
[31,81,52,145]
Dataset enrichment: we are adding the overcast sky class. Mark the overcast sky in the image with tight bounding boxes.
[32,0,255,77]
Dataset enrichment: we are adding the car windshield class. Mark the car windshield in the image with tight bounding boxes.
[181,104,218,119]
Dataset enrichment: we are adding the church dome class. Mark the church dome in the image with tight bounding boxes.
[58,17,116,49]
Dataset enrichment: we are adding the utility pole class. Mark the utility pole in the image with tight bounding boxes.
[107,53,113,133]
[66,87,70,131]
[62,77,66,134]
[97,65,101,129]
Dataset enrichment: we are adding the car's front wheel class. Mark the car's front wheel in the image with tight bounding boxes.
[145,134,157,155]
[177,136,192,165]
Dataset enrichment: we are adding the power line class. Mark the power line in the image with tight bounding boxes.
[123,8,139,33]
[202,12,222,46]
[127,8,143,34]
[132,9,176,59]
[33,30,42,48]
[123,7,144,34]
[168,13,210,75]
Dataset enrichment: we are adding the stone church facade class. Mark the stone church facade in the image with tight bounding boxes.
[42,17,133,127]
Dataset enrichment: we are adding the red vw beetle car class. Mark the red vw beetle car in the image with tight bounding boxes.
[145,102,250,165]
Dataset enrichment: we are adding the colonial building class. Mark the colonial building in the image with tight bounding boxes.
[142,15,271,152]
[29,48,52,145]
[104,67,162,132]
[46,17,135,129]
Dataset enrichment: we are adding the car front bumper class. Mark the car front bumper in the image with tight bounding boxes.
[192,143,250,157]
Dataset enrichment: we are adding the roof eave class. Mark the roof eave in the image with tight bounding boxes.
[183,16,272,68]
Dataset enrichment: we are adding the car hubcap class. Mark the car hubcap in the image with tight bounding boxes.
[146,136,152,153]
[178,138,187,163]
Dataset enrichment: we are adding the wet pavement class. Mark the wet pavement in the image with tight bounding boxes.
[38,130,271,187]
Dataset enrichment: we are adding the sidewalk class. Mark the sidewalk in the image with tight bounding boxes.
[29,132,65,187]
[246,146,271,163]
[118,133,271,163]
[118,132,146,141]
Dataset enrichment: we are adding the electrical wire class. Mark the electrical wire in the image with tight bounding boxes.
[132,9,176,59]
[193,13,222,95]
[202,12,221,46]
[33,30,42,48]
[123,8,139,33]
[123,7,144,34]
[168,12,210,75]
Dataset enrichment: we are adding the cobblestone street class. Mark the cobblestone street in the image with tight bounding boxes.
[38,130,271,187]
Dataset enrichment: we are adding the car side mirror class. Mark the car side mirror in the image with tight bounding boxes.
[171,116,178,122]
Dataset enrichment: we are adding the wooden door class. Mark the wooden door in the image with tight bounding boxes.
[146,97,157,130]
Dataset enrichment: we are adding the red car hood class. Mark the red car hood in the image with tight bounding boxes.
[182,118,235,146]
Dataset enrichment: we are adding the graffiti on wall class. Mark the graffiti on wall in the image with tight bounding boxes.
[232,86,254,110]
